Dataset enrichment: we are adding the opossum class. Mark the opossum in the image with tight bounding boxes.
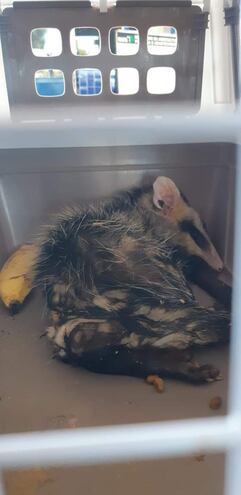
[35,176,231,384]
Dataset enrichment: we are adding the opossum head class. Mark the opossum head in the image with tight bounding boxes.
[153,176,223,271]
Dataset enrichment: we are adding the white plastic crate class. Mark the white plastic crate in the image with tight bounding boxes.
[0,1,240,494]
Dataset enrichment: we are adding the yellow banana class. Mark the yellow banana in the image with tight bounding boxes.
[0,244,38,314]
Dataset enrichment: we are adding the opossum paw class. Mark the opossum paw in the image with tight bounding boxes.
[52,347,68,361]
[47,326,57,340]
[189,364,222,383]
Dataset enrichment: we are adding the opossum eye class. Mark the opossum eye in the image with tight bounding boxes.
[202,219,208,231]
[158,200,165,208]
[180,220,209,250]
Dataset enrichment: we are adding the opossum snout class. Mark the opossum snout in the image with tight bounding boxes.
[152,177,224,272]
[205,245,224,272]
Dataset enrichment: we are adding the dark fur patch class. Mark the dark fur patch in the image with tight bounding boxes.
[180,220,209,250]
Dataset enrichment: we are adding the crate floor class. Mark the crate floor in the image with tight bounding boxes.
[0,289,228,495]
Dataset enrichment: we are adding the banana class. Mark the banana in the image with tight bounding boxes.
[0,244,38,314]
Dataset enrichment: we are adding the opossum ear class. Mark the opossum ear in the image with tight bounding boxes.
[153,177,180,215]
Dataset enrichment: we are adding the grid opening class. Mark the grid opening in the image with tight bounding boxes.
[109,27,139,55]
[70,28,101,56]
[110,68,139,95]
[34,69,65,97]
[73,68,102,95]
[147,26,178,55]
[147,67,176,94]
[31,28,62,57]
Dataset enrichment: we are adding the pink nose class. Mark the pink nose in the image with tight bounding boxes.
[217,262,224,272]
[211,247,224,272]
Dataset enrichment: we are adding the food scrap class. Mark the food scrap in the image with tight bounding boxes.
[4,468,52,495]
[195,454,205,462]
[49,414,79,429]
[146,374,165,393]
[209,396,222,410]
[0,244,38,314]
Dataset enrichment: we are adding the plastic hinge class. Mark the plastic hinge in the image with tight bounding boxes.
[224,6,239,26]
[99,0,108,12]
[193,12,209,31]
